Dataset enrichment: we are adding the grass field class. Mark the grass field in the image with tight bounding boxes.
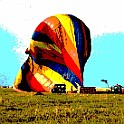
[0,88,124,124]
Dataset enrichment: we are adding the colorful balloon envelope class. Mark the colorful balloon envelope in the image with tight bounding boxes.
[13,14,91,92]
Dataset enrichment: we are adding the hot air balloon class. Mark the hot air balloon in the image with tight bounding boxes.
[13,14,91,93]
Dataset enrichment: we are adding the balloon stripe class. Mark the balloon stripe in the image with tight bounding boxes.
[26,71,45,92]
[80,22,91,58]
[51,16,80,70]
[30,39,61,53]
[27,56,81,88]
[68,15,85,82]
[62,48,82,82]
[55,14,76,47]
[57,24,80,70]
[32,32,54,44]
[35,22,64,50]
[40,66,77,91]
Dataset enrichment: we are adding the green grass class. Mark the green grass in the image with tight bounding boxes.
[0,88,124,124]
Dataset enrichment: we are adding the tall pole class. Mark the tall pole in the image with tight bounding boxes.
[101,79,109,88]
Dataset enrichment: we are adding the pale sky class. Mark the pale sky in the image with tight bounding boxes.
[0,0,124,87]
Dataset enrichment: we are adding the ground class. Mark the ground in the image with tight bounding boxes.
[0,88,124,124]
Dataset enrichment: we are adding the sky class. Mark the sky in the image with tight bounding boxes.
[0,0,124,87]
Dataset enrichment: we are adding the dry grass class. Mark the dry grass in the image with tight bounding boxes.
[0,88,124,124]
